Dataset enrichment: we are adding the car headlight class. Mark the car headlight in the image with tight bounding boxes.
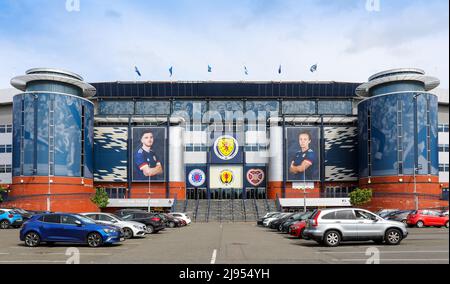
[103,228,116,234]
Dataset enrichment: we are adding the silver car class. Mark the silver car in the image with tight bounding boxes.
[304,208,408,247]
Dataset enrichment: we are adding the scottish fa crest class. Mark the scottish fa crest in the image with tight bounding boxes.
[214,135,239,161]
[220,170,234,185]
[188,169,206,187]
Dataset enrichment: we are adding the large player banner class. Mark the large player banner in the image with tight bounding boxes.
[286,127,321,182]
[132,127,166,182]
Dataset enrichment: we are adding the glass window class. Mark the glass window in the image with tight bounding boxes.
[61,215,79,225]
[355,210,377,220]
[282,101,316,115]
[136,101,171,115]
[318,101,352,115]
[43,215,60,224]
[322,212,336,220]
[98,214,114,222]
[99,101,134,115]
[335,210,356,220]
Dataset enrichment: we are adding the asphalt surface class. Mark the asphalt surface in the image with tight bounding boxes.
[0,223,448,264]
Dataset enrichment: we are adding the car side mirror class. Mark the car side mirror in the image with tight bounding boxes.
[75,220,83,227]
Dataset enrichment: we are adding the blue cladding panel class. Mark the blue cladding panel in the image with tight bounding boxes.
[358,101,369,178]
[23,94,35,176]
[36,94,50,176]
[94,128,128,182]
[84,102,95,179]
[318,101,353,115]
[12,96,22,177]
[54,95,82,177]
[358,92,439,178]
[99,101,134,115]
[324,127,358,181]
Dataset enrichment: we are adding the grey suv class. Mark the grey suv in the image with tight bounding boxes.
[304,208,408,247]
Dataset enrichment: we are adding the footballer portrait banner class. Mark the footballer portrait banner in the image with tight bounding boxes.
[209,165,243,189]
[132,127,167,182]
[286,127,321,182]
[209,134,244,164]
[244,166,267,189]
[185,166,208,188]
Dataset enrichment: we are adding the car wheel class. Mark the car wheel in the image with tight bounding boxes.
[168,222,175,228]
[323,231,341,247]
[416,221,424,228]
[146,225,154,234]
[25,232,41,247]
[445,221,449,229]
[385,229,403,245]
[87,232,103,248]
[123,228,133,239]
[0,220,10,229]
[300,228,307,240]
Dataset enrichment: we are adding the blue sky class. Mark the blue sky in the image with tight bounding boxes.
[0,0,448,88]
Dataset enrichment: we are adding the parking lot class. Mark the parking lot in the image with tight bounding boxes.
[0,223,448,264]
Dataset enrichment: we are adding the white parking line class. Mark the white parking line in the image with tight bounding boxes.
[339,259,449,262]
[0,253,10,255]
[211,249,217,264]
[317,250,449,254]
[17,252,112,256]
[0,260,67,263]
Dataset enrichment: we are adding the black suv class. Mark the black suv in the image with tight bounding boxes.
[121,211,166,234]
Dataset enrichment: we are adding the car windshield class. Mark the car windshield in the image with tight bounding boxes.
[75,215,97,224]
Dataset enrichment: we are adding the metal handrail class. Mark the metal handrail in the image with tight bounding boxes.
[206,198,211,223]
[242,199,247,222]
[194,199,200,222]
[171,194,178,213]
[253,196,259,220]
[275,194,282,212]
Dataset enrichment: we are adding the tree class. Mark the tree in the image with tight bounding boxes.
[349,188,373,207]
[0,187,5,203]
[91,188,109,209]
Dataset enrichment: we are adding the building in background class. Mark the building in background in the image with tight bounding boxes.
[0,68,448,212]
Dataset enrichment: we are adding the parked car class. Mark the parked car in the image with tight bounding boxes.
[115,209,147,218]
[81,213,147,239]
[19,213,125,247]
[10,208,33,222]
[441,210,449,217]
[0,209,23,229]
[152,213,183,228]
[169,213,192,225]
[385,210,415,225]
[121,212,166,234]
[304,208,408,247]
[257,212,279,226]
[406,210,449,228]
[269,213,295,230]
[263,213,287,227]
[376,209,400,219]
[281,212,314,233]
[289,220,308,239]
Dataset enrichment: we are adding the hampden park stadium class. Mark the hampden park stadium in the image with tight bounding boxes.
[0,67,448,218]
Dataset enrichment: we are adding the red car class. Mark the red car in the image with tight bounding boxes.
[407,210,449,228]
[289,221,308,239]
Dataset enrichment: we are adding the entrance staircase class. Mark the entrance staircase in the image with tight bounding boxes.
[173,199,279,223]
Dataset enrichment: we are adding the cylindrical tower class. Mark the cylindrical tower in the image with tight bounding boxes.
[357,68,446,210]
[5,68,98,213]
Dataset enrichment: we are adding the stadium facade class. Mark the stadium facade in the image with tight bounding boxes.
[0,68,449,213]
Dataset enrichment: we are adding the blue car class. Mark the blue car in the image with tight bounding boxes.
[0,209,24,229]
[20,213,125,247]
